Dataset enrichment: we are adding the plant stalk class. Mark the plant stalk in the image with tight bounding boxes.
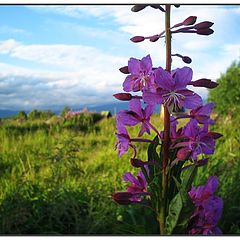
[159,4,172,235]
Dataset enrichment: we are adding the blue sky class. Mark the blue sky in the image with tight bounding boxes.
[0,5,240,111]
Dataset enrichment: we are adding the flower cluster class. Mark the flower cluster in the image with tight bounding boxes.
[188,176,223,235]
[112,4,223,236]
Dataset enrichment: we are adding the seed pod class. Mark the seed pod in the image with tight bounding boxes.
[130,36,145,43]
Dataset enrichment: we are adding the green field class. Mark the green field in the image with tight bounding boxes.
[0,110,239,234]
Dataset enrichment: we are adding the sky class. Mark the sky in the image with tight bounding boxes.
[0,5,240,111]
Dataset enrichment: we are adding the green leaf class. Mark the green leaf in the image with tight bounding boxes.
[165,166,197,234]
[147,135,161,183]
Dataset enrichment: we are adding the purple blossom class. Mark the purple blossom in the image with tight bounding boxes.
[188,176,223,235]
[180,119,216,160]
[123,55,156,92]
[117,98,156,137]
[143,67,202,113]
[112,169,149,205]
[190,103,215,124]
[123,170,148,194]
[115,123,131,157]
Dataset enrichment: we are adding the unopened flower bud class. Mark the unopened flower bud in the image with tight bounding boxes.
[112,192,133,205]
[196,158,208,166]
[183,16,197,26]
[182,56,192,64]
[150,4,165,12]
[189,79,218,88]
[130,158,144,167]
[149,34,160,42]
[207,132,223,139]
[194,21,214,29]
[131,5,147,12]
[113,93,132,101]
[130,36,145,43]
[196,28,214,36]
[177,147,191,160]
[119,66,129,74]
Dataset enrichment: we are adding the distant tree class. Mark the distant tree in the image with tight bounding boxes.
[40,110,55,119]
[28,109,41,120]
[61,106,71,117]
[16,111,28,121]
[208,61,240,116]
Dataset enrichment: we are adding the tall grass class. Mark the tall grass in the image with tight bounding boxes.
[0,113,239,234]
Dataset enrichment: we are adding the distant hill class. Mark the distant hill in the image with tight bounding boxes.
[0,110,19,118]
[0,101,162,119]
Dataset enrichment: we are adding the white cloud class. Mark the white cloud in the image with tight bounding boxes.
[0,39,128,109]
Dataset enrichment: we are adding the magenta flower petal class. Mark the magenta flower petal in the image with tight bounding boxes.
[155,67,174,90]
[172,66,193,90]
[140,54,152,72]
[142,89,163,105]
[178,89,203,109]
[128,57,141,75]
[123,172,141,187]
[123,75,135,92]
[117,110,139,126]
[129,98,143,118]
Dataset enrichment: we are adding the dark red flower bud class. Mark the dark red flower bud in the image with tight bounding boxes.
[206,132,223,139]
[150,4,165,12]
[130,36,145,43]
[149,34,160,42]
[112,192,133,205]
[194,21,214,29]
[130,158,144,167]
[113,93,132,101]
[183,16,197,26]
[196,158,208,166]
[189,79,218,88]
[196,28,214,36]
[119,66,129,74]
[182,56,192,64]
[131,5,147,12]
[177,147,191,160]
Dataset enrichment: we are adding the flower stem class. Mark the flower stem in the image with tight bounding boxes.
[159,4,172,235]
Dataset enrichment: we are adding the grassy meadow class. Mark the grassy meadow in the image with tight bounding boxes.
[0,110,239,234]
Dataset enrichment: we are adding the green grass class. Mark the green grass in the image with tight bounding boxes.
[0,112,239,234]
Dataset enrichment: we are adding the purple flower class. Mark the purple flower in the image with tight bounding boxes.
[123,170,148,194]
[181,119,216,160]
[123,55,156,92]
[188,176,223,235]
[115,123,131,157]
[190,103,215,124]
[143,67,202,113]
[112,169,149,205]
[117,98,156,137]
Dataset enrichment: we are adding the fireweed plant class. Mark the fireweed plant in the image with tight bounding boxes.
[112,5,224,235]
